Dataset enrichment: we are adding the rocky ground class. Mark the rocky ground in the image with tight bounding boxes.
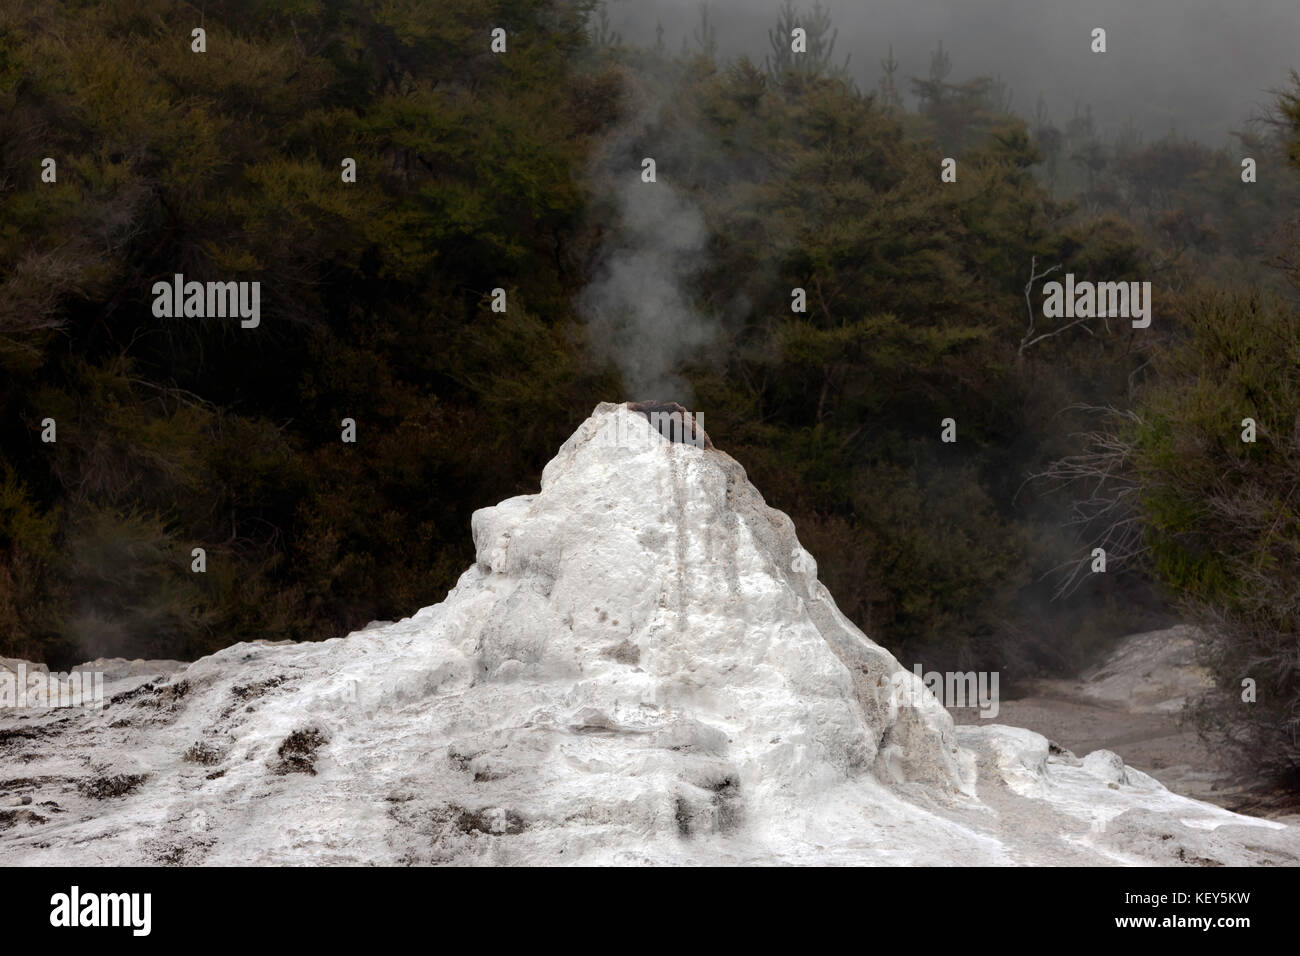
[948,625,1300,824]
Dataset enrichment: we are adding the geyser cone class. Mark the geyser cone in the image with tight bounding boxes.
[2,403,1293,865]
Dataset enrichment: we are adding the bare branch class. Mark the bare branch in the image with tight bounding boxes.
[1019,255,1062,358]
[1023,406,1149,599]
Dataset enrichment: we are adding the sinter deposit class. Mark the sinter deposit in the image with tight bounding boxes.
[1,403,1295,865]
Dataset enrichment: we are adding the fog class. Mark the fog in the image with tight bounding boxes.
[604,0,1299,144]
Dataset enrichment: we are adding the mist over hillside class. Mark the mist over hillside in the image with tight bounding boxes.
[606,0,1297,143]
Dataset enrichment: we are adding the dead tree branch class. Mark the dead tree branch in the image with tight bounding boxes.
[1018,255,1063,358]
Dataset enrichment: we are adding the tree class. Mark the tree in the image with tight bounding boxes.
[764,1,851,87]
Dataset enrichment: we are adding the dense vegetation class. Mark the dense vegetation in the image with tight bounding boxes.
[1,1,1297,783]
[1045,76,1300,784]
[1138,288,1300,784]
[0,0,621,664]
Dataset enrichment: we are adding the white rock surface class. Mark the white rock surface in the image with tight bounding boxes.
[1077,625,1215,713]
[0,403,1296,865]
